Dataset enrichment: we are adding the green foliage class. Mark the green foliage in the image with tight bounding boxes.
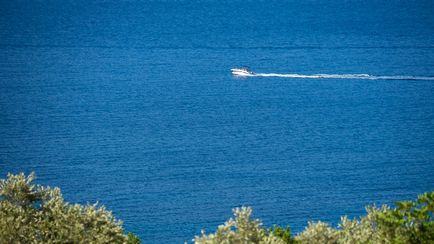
[294,192,434,244]
[194,192,434,244]
[194,207,286,244]
[295,221,339,244]
[269,225,298,244]
[127,232,141,244]
[3,172,431,244]
[373,192,434,244]
[337,206,382,244]
[0,172,139,243]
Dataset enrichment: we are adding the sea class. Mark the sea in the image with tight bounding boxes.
[1,0,434,243]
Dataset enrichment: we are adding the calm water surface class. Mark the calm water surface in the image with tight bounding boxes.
[1,1,434,243]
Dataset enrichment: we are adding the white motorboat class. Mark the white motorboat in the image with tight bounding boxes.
[231,68,255,76]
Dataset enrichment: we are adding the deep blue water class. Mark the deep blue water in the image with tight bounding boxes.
[1,0,434,243]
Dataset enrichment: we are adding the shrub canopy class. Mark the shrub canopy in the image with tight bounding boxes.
[0,172,139,243]
[195,192,434,244]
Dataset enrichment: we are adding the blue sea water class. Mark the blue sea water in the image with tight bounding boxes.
[1,0,434,243]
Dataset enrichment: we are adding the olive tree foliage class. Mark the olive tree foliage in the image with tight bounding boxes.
[194,207,287,244]
[295,192,434,244]
[269,225,297,244]
[194,192,434,244]
[372,192,434,244]
[0,172,139,244]
[295,221,338,244]
[337,207,382,244]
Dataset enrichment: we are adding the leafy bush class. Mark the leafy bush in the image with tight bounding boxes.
[194,206,289,244]
[127,232,141,244]
[373,192,434,244]
[194,192,434,244]
[295,221,338,244]
[337,207,381,243]
[269,225,298,244]
[3,172,431,244]
[0,172,140,243]
[334,193,434,244]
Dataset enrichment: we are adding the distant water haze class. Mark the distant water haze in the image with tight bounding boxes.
[1,0,434,243]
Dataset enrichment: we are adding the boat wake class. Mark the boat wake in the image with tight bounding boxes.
[231,68,434,80]
[252,73,434,80]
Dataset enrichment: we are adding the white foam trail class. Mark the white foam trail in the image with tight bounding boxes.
[251,73,434,80]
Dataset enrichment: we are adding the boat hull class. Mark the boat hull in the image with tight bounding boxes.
[231,68,255,76]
